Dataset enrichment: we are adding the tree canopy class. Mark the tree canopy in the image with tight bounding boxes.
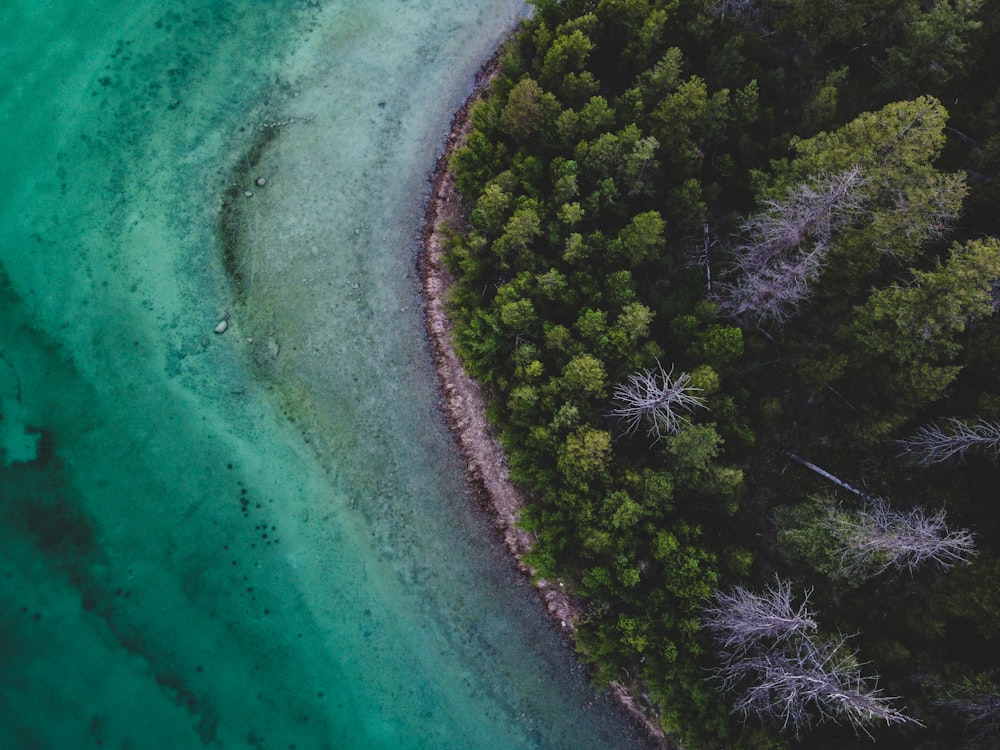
[443,0,1000,747]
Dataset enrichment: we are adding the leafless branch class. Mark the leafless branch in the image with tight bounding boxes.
[826,497,977,576]
[706,580,920,735]
[609,362,707,441]
[709,0,769,31]
[897,418,1000,465]
[723,635,919,736]
[739,168,867,268]
[704,579,818,654]
[715,167,868,328]
[693,222,713,295]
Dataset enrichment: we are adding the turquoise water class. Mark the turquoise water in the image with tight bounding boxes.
[0,2,650,748]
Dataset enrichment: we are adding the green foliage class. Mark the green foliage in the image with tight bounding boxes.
[687,323,743,369]
[560,353,607,399]
[776,499,866,586]
[841,238,1000,416]
[852,239,1000,365]
[614,210,666,264]
[802,67,848,132]
[450,1,1000,747]
[880,0,985,94]
[557,425,612,488]
[500,77,560,142]
[664,423,722,486]
[539,28,596,102]
[471,182,513,235]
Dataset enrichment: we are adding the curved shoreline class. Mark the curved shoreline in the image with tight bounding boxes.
[417,48,670,750]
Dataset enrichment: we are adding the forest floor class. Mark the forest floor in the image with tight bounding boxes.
[417,48,670,750]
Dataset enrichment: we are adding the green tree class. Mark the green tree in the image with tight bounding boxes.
[613,301,655,345]
[786,96,966,265]
[613,210,666,264]
[560,353,608,399]
[539,29,597,104]
[577,95,615,136]
[880,0,985,93]
[843,238,1000,416]
[499,297,538,334]
[664,423,723,486]
[638,47,684,101]
[721,97,969,330]
[492,204,543,264]
[471,183,513,236]
[852,238,1000,364]
[500,77,560,142]
[651,76,730,170]
[557,425,613,488]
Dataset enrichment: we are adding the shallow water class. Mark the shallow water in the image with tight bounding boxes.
[0,2,651,748]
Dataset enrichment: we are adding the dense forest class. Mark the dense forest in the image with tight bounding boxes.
[441,0,1000,748]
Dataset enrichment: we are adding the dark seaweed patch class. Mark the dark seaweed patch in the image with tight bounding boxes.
[25,426,54,468]
[14,475,96,562]
[217,125,280,298]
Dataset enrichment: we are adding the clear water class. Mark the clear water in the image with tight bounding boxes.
[0,1,652,748]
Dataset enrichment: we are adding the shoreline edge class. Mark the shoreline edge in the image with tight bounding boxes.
[417,45,671,750]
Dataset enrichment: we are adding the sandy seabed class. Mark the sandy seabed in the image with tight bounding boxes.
[418,51,671,750]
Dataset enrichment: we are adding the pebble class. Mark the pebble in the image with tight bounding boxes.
[256,176,266,187]
[243,190,253,198]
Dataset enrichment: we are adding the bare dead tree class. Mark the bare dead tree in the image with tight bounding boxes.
[720,247,826,329]
[897,418,1000,465]
[706,580,919,735]
[825,497,976,576]
[721,633,919,736]
[609,362,707,441]
[709,0,755,19]
[715,167,867,328]
[703,579,818,653]
[781,452,976,576]
[739,168,866,267]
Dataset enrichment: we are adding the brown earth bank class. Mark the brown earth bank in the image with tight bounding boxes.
[417,47,671,750]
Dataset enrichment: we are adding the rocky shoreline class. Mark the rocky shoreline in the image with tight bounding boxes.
[417,48,670,750]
